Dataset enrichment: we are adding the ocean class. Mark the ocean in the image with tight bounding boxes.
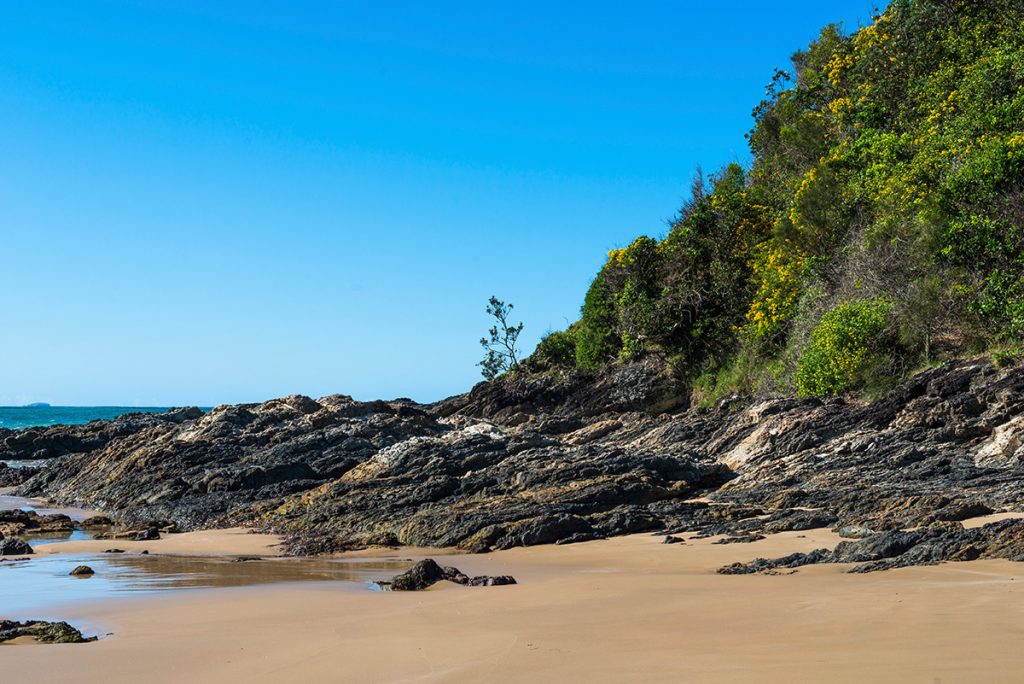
[0,406,171,430]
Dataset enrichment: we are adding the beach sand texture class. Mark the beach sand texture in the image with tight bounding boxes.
[6,528,1024,683]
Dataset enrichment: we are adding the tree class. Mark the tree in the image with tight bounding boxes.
[479,296,524,380]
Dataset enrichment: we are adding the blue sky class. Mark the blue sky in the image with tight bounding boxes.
[0,1,880,406]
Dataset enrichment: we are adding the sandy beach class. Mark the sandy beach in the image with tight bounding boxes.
[6,527,1024,684]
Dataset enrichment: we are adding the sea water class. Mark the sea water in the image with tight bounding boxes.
[0,493,409,620]
[0,406,171,431]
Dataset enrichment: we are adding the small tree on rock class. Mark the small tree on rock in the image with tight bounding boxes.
[479,296,524,380]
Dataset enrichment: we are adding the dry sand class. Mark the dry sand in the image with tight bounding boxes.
[31,527,285,558]
[5,527,1024,683]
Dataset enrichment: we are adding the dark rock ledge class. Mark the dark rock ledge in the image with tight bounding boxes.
[720,518,1024,574]
[4,358,1024,571]
[0,619,96,644]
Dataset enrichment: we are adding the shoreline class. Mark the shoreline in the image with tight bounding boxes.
[7,526,1024,683]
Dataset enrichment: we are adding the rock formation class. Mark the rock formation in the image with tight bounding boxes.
[7,357,1024,569]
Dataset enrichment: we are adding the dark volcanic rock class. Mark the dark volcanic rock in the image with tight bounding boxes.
[0,407,203,462]
[386,559,448,590]
[0,509,74,538]
[82,516,115,528]
[9,357,1024,569]
[382,559,517,590]
[69,565,95,576]
[0,462,40,487]
[0,539,33,556]
[467,575,517,586]
[0,619,96,644]
[132,527,161,541]
[719,519,1024,574]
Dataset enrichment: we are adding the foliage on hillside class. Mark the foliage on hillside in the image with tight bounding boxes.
[530,0,1024,399]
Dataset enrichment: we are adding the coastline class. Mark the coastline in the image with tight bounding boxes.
[8,526,1024,683]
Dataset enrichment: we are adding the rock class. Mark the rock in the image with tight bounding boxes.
[82,516,115,528]
[663,535,685,544]
[69,565,94,576]
[763,510,837,534]
[387,559,448,591]
[975,415,1024,467]
[713,534,765,544]
[0,539,33,556]
[132,527,160,541]
[467,575,517,586]
[0,619,96,644]
[382,559,516,591]
[0,509,74,537]
[8,357,1024,572]
[103,548,125,553]
[0,463,40,487]
[720,519,1024,574]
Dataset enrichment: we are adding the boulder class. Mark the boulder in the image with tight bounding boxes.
[0,619,96,644]
[0,538,33,556]
[381,559,517,591]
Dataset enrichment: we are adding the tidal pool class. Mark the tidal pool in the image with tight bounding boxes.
[0,553,410,619]
[0,495,410,621]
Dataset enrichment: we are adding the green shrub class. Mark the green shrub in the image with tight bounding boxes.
[992,346,1024,368]
[795,298,892,397]
[575,272,620,370]
[527,328,578,370]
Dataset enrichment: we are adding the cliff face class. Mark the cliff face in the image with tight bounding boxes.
[9,358,1024,568]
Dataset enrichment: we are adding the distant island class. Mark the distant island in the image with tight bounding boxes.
[23,402,51,408]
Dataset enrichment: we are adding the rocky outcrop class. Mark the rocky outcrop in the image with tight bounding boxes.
[0,462,39,487]
[435,354,687,421]
[11,357,1024,569]
[0,539,33,556]
[719,518,1024,574]
[0,509,75,538]
[0,619,96,644]
[0,408,203,462]
[379,559,517,590]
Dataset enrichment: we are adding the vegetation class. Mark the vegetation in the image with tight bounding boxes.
[479,297,524,380]
[794,298,892,397]
[524,0,1024,397]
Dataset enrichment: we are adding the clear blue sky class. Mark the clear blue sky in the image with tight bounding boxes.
[1,1,880,407]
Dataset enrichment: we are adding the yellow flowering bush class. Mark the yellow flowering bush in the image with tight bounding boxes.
[745,241,806,339]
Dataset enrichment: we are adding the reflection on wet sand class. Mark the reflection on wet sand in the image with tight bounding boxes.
[1,552,412,619]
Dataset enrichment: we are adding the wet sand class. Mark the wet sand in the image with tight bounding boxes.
[7,527,1024,683]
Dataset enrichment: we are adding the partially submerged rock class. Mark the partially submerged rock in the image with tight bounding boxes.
[379,559,517,591]
[0,619,96,644]
[0,539,33,556]
[0,509,74,538]
[69,565,95,576]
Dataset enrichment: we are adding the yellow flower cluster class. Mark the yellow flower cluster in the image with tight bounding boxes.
[607,236,655,269]
[745,241,807,338]
[827,97,853,117]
